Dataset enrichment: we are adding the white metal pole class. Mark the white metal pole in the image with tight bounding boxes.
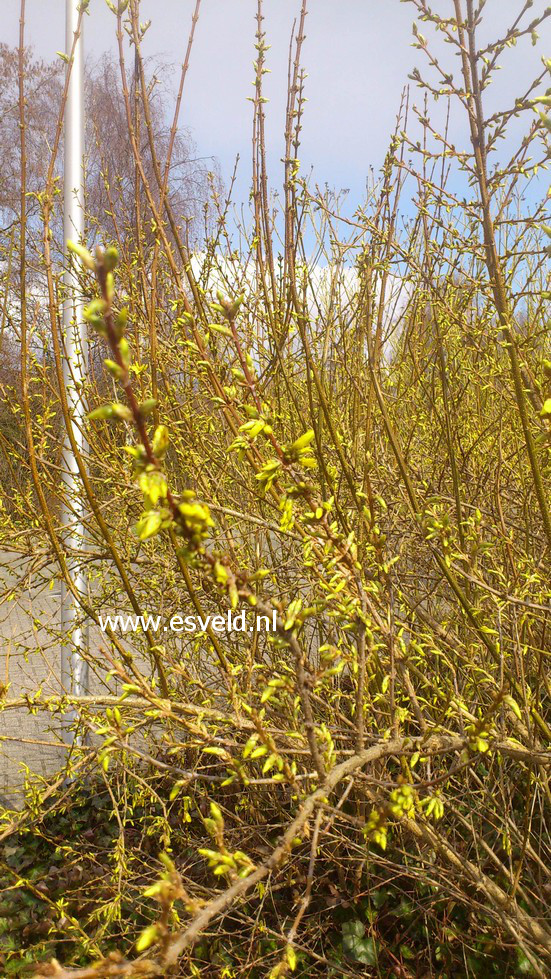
[61,0,88,742]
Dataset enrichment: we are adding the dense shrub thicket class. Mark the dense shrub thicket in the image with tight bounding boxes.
[1,1,550,976]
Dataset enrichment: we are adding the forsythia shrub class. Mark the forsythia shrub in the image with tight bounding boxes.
[1,1,550,977]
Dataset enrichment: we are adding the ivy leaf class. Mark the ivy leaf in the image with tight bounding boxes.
[400,943,416,961]
[516,949,534,974]
[342,919,377,965]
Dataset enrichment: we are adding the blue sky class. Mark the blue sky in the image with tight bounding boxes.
[4,1,550,214]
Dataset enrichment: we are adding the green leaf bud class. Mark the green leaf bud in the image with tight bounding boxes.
[104,359,124,380]
[152,424,169,457]
[290,429,315,453]
[133,511,163,540]
[114,307,128,340]
[110,403,133,422]
[118,337,131,368]
[139,399,157,417]
[67,239,94,269]
[88,404,114,421]
[135,924,159,952]
[103,246,119,271]
[106,271,115,302]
